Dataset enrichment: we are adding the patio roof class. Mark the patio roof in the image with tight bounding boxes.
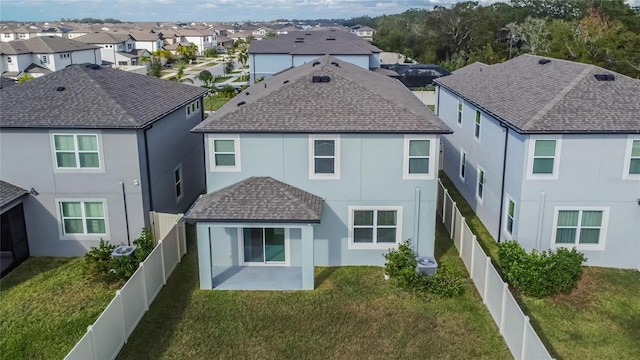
[186,177,323,223]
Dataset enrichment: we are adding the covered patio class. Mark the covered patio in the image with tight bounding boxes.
[186,177,323,291]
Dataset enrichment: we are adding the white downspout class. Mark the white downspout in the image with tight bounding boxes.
[535,191,546,251]
[413,187,421,254]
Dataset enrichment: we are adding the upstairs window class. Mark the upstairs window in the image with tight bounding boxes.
[457,98,463,125]
[210,135,240,172]
[476,167,485,202]
[174,165,183,201]
[624,138,640,178]
[459,150,467,180]
[505,197,516,236]
[309,135,340,179]
[7,57,11,63]
[52,134,101,169]
[186,100,200,117]
[528,137,561,179]
[41,55,48,64]
[403,135,434,179]
[474,110,481,140]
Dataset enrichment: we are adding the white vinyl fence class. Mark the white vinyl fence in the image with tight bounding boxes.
[65,214,187,360]
[437,180,553,360]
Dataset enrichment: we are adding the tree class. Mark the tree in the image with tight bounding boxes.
[140,55,151,66]
[152,49,171,63]
[17,74,34,83]
[204,48,218,57]
[148,58,162,77]
[224,59,235,75]
[265,30,278,37]
[237,49,248,68]
[197,70,215,88]
[505,17,550,55]
[170,63,194,83]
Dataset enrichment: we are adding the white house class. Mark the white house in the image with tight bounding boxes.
[74,32,139,66]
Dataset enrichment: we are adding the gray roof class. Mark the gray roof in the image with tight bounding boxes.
[0,181,28,209]
[435,54,640,134]
[249,30,380,55]
[0,36,99,55]
[186,177,324,223]
[74,32,132,44]
[0,64,208,129]
[193,55,450,134]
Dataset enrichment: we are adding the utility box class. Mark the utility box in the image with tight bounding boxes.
[415,257,438,276]
[112,245,137,258]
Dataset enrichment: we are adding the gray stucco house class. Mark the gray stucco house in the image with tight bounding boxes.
[0,64,208,257]
[187,55,451,290]
[434,54,640,269]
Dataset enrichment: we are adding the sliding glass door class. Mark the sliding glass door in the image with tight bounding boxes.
[243,228,286,264]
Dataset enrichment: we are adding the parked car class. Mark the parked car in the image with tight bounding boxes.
[392,64,451,90]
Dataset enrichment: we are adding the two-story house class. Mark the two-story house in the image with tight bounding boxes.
[248,29,382,83]
[350,25,375,41]
[0,64,208,258]
[74,32,139,66]
[434,54,640,269]
[186,55,451,290]
[175,29,216,55]
[0,36,101,79]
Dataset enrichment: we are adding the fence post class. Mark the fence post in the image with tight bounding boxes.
[521,316,531,360]
[87,325,96,360]
[176,223,182,263]
[458,217,464,257]
[469,235,476,278]
[500,282,508,335]
[483,256,490,303]
[442,188,448,222]
[149,211,157,245]
[117,290,127,344]
[160,240,167,284]
[139,262,149,311]
[450,203,456,239]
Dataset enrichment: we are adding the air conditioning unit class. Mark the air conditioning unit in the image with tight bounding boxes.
[112,245,137,258]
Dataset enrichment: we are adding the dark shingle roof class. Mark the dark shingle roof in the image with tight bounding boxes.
[0,76,16,89]
[434,54,640,134]
[0,181,28,209]
[193,55,450,134]
[0,64,207,129]
[74,32,132,44]
[0,36,99,55]
[186,177,324,223]
[249,30,380,55]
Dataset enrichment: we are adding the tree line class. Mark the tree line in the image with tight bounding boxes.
[346,0,640,77]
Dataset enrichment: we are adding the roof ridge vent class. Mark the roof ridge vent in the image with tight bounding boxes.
[294,40,304,43]
[594,74,615,81]
[283,80,289,84]
[56,86,65,91]
[538,59,551,65]
[312,61,321,66]
[237,101,246,107]
[330,61,340,67]
[326,37,335,40]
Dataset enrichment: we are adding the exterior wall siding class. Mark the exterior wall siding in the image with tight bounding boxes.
[249,53,292,83]
[203,133,439,266]
[0,128,145,256]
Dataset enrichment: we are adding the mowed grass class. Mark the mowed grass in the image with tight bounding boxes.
[0,257,118,359]
[117,224,510,360]
[440,172,640,359]
[204,96,231,111]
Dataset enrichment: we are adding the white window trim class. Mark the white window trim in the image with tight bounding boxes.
[308,134,340,180]
[50,131,105,173]
[347,206,403,250]
[41,55,48,64]
[622,137,640,180]
[474,110,481,142]
[186,99,200,118]
[174,164,183,202]
[403,135,435,180]
[457,97,463,127]
[526,136,562,180]
[459,149,467,181]
[209,134,241,172]
[238,228,291,266]
[55,198,110,241]
[476,165,485,205]
[503,194,515,239]
[551,206,609,251]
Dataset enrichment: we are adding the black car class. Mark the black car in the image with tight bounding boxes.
[391,64,450,90]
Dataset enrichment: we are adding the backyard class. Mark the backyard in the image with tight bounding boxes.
[0,257,118,359]
[117,224,511,359]
[440,173,640,359]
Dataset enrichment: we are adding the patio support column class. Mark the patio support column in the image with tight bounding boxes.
[197,223,213,289]
[301,225,314,290]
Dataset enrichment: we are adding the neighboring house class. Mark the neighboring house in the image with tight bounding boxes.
[216,35,234,49]
[128,30,164,53]
[0,64,208,257]
[349,25,375,41]
[176,29,216,54]
[248,29,381,83]
[0,36,101,79]
[0,27,34,42]
[74,32,139,65]
[187,55,451,290]
[0,181,30,277]
[434,54,640,269]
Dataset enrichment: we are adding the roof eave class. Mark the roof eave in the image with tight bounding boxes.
[184,217,322,224]
[190,129,453,134]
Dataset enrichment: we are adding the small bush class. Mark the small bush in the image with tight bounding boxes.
[498,240,586,297]
[384,240,462,297]
[84,228,155,283]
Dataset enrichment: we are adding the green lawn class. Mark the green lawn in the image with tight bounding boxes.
[117,224,510,359]
[439,172,640,359]
[213,75,232,83]
[0,257,118,359]
[204,96,230,111]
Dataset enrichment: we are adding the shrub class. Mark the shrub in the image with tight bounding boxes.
[84,228,155,283]
[384,240,462,297]
[498,240,586,297]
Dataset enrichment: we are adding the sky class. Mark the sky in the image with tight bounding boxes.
[1,0,489,23]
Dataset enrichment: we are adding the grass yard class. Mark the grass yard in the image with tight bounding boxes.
[0,257,118,359]
[440,172,640,359]
[213,75,233,83]
[117,224,510,360]
[204,96,230,111]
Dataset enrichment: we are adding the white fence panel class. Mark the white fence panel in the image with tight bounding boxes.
[502,291,526,359]
[461,235,474,272]
[471,241,487,296]
[120,266,147,338]
[91,295,125,360]
[144,246,165,303]
[523,321,554,359]
[149,211,182,243]
[485,266,505,325]
[64,331,93,360]
[162,225,180,280]
[178,221,187,257]
[453,208,463,247]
